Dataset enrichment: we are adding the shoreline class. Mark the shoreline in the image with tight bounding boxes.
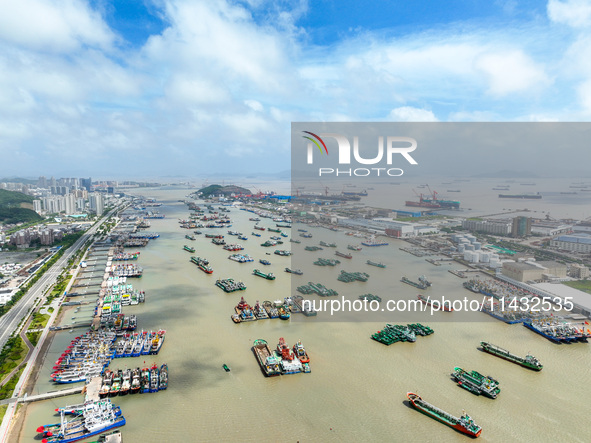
[7,299,74,442]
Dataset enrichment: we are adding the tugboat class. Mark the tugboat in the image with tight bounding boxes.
[278,305,290,320]
[480,341,542,370]
[292,340,310,363]
[407,392,482,438]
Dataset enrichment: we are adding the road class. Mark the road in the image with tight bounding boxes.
[0,208,118,351]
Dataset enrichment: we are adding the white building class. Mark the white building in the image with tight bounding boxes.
[89,193,104,215]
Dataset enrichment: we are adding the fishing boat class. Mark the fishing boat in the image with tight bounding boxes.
[223,364,231,372]
[252,339,282,377]
[159,364,168,390]
[183,245,195,253]
[37,404,125,443]
[140,367,150,394]
[149,364,159,393]
[406,392,481,438]
[259,259,271,265]
[480,342,542,370]
[130,368,141,394]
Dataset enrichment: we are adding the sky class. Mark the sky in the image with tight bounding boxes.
[1,0,591,179]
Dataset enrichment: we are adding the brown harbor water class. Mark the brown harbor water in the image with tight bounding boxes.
[17,181,591,442]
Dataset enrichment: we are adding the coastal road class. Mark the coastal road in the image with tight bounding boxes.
[0,207,120,351]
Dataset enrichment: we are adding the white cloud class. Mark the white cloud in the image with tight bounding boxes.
[388,107,438,122]
[244,99,264,112]
[475,50,551,96]
[0,0,115,52]
[548,0,591,28]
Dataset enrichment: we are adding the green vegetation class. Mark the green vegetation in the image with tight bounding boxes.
[26,331,41,347]
[0,336,28,381]
[0,207,42,225]
[0,404,7,422]
[563,280,591,294]
[0,189,35,206]
[0,189,41,225]
[27,312,50,331]
[0,367,25,400]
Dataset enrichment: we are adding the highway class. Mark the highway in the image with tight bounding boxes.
[0,208,118,351]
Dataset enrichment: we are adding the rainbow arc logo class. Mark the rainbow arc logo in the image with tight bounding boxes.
[302,131,328,155]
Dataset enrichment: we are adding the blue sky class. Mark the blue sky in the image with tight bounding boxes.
[0,0,590,178]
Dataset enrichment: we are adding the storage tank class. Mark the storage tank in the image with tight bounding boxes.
[473,242,481,250]
[458,245,465,253]
[480,252,491,263]
[465,244,474,251]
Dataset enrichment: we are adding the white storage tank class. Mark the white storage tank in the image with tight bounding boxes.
[480,252,491,263]
[473,242,481,250]
[465,244,475,251]
[458,245,465,253]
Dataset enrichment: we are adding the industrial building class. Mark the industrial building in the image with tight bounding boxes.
[338,218,439,237]
[501,260,567,282]
[550,233,591,253]
[462,219,511,235]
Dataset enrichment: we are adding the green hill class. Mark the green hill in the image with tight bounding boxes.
[0,189,41,224]
[196,184,251,198]
[0,189,35,206]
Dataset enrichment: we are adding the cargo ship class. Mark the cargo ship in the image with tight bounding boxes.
[361,239,388,247]
[335,251,352,259]
[366,260,386,268]
[401,277,428,290]
[252,339,282,376]
[183,245,195,253]
[417,294,453,312]
[285,268,303,275]
[406,392,481,438]
[480,341,542,370]
[498,193,542,199]
[253,269,276,280]
[191,256,213,274]
[451,367,500,399]
[348,245,362,251]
